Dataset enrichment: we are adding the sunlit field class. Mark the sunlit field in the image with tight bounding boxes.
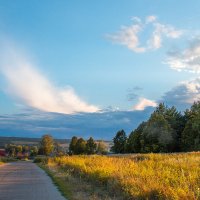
[46,153,200,200]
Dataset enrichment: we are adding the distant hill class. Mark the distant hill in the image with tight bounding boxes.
[0,136,69,148]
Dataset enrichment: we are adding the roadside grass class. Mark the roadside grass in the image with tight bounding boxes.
[38,163,73,200]
[43,152,200,200]
[38,161,123,200]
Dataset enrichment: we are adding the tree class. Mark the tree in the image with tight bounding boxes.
[111,130,127,153]
[54,142,64,156]
[126,122,146,153]
[142,112,175,153]
[96,140,107,154]
[69,136,78,154]
[40,135,54,156]
[5,144,16,157]
[160,105,185,151]
[181,101,200,151]
[30,146,38,157]
[16,145,23,153]
[86,137,97,154]
[74,138,86,154]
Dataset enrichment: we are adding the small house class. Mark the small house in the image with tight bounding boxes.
[0,149,6,157]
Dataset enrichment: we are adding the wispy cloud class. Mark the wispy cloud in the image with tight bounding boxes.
[106,15,183,53]
[106,23,146,53]
[127,86,143,101]
[165,37,200,73]
[132,98,157,111]
[0,43,99,114]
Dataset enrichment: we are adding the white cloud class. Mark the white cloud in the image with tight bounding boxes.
[106,24,146,53]
[0,44,99,114]
[107,15,183,53]
[148,23,183,50]
[133,98,157,111]
[165,37,200,73]
[162,78,200,108]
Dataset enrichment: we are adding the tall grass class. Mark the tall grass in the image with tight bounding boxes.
[47,153,200,200]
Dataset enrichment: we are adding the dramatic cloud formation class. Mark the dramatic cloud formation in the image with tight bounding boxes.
[162,78,200,109]
[0,44,99,114]
[107,15,183,53]
[133,98,157,110]
[166,37,200,73]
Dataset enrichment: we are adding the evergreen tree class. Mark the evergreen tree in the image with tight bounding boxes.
[181,101,200,151]
[74,138,86,154]
[111,130,127,153]
[86,137,97,154]
[126,122,146,153]
[69,136,78,154]
[142,112,175,153]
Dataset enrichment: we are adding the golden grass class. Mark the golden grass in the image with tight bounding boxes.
[47,153,200,200]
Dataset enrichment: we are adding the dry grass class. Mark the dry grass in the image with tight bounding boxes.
[46,153,200,200]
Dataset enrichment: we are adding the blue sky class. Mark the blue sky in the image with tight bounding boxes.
[0,1,200,138]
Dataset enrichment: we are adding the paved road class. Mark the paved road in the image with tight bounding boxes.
[0,161,66,200]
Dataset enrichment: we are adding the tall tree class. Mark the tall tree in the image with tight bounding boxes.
[69,136,78,154]
[111,130,127,153]
[181,101,200,151]
[86,137,97,154]
[40,134,54,156]
[126,122,146,153]
[142,112,175,153]
[74,138,86,154]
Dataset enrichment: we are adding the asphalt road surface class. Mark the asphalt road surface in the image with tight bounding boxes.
[0,161,66,200]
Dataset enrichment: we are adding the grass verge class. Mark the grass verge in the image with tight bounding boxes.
[38,161,124,200]
[38,163,73,200]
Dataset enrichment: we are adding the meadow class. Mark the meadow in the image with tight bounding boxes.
[44,152,200,200]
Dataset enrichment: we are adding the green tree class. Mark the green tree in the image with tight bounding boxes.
[111,130,127,153]
[74,138,86,154]
[30,146,38,157]
[181,101,200,151]
[40,134,54,156]
[86,137,97,154]
[142,112,175,153]
[126,122,146,153]
[159,105,185,151]
[69,136,78,154]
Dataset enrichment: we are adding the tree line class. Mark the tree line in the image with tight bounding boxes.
[111,101,200,153]
[5,135,65,157]
[5,135,108,157]
[69,136,107,155]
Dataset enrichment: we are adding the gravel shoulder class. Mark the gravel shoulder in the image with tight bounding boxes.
[0,161,66,200]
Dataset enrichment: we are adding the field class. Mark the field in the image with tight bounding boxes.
[43,153,200,200]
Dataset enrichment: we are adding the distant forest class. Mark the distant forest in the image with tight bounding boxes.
[112,101,200,153]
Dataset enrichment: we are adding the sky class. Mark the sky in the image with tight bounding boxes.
[0,1,200,139]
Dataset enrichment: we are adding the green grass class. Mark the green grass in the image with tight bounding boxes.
[38,163,73,200]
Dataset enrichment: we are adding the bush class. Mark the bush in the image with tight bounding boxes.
[34,156,48,164]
